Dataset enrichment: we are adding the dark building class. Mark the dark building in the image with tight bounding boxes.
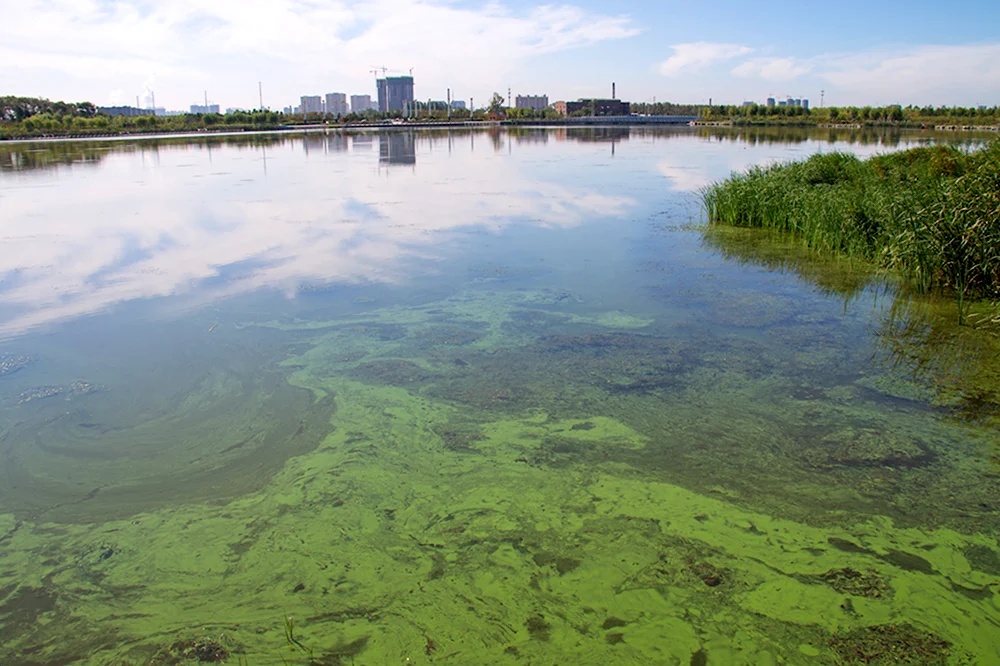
[377,76,415,113]
[564,98,631,116]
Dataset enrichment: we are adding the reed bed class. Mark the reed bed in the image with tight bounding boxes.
[703,142,1000,317]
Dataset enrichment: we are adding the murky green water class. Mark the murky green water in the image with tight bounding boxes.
[1,127,998,665]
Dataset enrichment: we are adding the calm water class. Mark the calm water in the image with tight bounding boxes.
[1,127,998,665]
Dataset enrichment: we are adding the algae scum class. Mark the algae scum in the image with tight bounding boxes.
[0,128,999,665]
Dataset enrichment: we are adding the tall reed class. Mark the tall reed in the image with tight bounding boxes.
[703,142,1000,319]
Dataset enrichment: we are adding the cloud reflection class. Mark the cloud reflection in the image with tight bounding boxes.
[0,131,633,338]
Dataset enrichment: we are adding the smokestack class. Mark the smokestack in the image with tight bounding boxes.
[612,82,616,99]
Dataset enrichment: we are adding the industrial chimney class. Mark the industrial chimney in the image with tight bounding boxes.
[612,82,616,99]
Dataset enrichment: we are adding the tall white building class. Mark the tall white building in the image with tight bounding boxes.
[350,95,373,113]
[326,93,348,116]
[300,95,323,115]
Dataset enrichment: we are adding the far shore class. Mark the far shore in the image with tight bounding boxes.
[3,117,1000,143]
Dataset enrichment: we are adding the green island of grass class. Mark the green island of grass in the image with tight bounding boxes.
[703,141,1000,322]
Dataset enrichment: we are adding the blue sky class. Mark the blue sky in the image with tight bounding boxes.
[3,0,999,111]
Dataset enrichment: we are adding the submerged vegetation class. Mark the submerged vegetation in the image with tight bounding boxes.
[703,141,1000,319]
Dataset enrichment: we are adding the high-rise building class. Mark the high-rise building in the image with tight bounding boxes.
[376,76,414,112]
[351,95,373,113]
[325,93,348,116]
[300,96,323,115]
[376,79,387,112]
[802,99,810,110]
[190,104,220,114]
[450,100,466,110]
[515,95,549,111]
[766,97,775,107]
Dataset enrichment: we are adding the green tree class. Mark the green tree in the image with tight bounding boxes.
[487,92,505,116]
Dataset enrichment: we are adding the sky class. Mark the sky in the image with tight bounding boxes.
[3,0,999,111]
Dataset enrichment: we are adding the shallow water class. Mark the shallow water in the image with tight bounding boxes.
[0,127,998,665]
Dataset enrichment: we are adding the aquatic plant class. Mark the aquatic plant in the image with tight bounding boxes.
[829,623,951,665]
[703,142,1000,322]
[282,615,314,662]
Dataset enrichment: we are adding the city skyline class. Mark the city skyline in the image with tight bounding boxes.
[3,0,999,111]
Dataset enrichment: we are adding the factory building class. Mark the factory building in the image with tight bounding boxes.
[564,98,630,116]
[515,95,549,111]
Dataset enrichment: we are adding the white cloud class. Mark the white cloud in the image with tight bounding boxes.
[0,0,638,109]
[659,42,753,77]
[720,43,1000,105]
[731,57,812,82]
[820,43,1000,104]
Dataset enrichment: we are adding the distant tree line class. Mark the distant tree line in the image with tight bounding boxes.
[630,102,703,116]
[1,96,97,121]
[0,95,503,138]
[2,107,288,138]
[700,103,1000,126]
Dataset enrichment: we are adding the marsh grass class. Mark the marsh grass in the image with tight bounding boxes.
[703,142,1000,322]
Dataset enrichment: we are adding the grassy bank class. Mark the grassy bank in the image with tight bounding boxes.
[703,142,1000,319]
[698,103,1000,129]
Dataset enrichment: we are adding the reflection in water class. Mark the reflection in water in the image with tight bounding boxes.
[0,129,635,339]
[875,297,1000,428]
[0,127,980,340]
[351,132,374,149]
[694,125,993,148]
[1,126,987,175]
[2,143,112,172]
[701,225,879,300]
[564,126,631,143]
[378,131,416,164]
[703,224,1000,429]
[508,127,549,144]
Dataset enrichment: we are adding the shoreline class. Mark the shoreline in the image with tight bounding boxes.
[4,118,999,143]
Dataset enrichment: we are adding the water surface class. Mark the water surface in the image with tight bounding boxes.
[1,127,998,665]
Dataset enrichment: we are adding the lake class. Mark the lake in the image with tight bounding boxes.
[1,126,998,665]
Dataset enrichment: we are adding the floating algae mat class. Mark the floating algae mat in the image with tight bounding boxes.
[0,128,998,665]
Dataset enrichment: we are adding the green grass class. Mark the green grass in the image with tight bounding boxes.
[703,141,1000,321]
